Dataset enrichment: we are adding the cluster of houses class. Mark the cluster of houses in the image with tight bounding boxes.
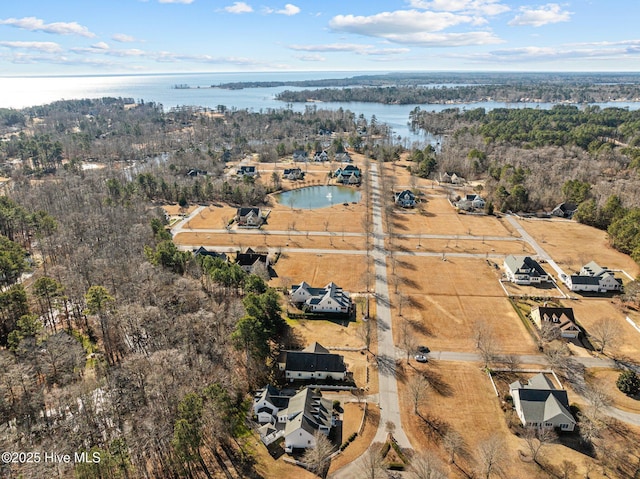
[503,255,623,294]
[254,342,348,452]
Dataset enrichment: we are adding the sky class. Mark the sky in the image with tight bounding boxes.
[1,0,639,75]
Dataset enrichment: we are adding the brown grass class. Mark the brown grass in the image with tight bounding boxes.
[328,405,380,474]
[586,368,640,413]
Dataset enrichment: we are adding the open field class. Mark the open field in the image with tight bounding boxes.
[387,197,517,236]
[388,236,534,256]
[515,217,640,279]
[262,199,368,233]
[501,279,565,298]
[389,257,539,354]
[173,230,367,251]
[272,252,370,292]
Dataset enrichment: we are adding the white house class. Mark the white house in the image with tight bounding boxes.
[509,373,576,431]
[283,168,303,180]
[278,342,347,382]
[457,194,485,211]
[253,386,334,452]
[313,150,328,162]
[236,165,257,177]
[289,281,352,314]
[235,248,269,273]
[504,255,551,285]
[236,207,263,228]
[565,261,623,293]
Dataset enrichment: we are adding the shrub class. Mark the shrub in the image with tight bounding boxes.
[387,462,406,471]
[617,370,640,396]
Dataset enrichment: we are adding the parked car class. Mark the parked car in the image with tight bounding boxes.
[415,354,428,363]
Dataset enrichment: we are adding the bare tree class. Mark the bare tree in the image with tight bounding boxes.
[408,374,430,415]
[522,427,556,464]
[474,320,497,368]
[560,460,577,479]
[400,319,418,363]
[584,384,612,421]
[357,318,373,352]
[302,431,335,477]
[408,451,447,479]
[443,429,464,464]
[590,318,621,355]
[359,443,386,479]
[500,354,521,372]
[477,434,504,479]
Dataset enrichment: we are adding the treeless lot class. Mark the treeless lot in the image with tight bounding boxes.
[515,217,640,278]
[389,257,539,354]
[388,237,533,256]
[586,368,640,413]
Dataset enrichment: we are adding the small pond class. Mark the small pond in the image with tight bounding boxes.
[275,185,361,209]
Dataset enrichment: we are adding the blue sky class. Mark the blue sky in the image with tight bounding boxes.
[1,0,639,75]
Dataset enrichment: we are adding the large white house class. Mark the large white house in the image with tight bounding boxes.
[289,281,352,314]
[253,386,334,452]
[509,373,576,431]
[278,342,348,382]
[565,261,623,293]
[504,255,551,285]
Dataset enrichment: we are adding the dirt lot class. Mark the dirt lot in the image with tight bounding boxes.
[389,256,539,354]
[515,217,640,279]
[501,279,566,299]
[272,252,370,292]
[389,237,533,256]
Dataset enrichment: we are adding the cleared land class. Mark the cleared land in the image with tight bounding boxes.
[586,368,640,413]
[389,256,539,354]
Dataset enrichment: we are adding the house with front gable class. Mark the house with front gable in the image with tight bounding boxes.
[335,152,352,163]
[235,248,269,273]
[530,306,581,339]
[236,207,263,228]
[565,261,623,293]
[293,150,308,162]
[395,190,417,208]
[278,342,347,382]
[193,246,228,262]
[289,281,352,314]
[334,165,361,185]
[253,386,334,452]
[509,373,576,431]
[457,194,485,211]
[504,255,551,285]
[313,150,328,162]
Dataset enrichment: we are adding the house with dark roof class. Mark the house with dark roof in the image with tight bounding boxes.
[283,167,303,180]
[253,386,334,452]
[565,261,623,293]
[235,248,269,273]
[293,150,308,162]
[193,246,228,262]
[313,150,328,162]
[334,165,361,185]
[509,373,576,431]
[504,255,551,285]
[395,190,417,208]
[289,281,352,314]
[551,202,577,219]
[236,165,257,177]
[530,306,581,339]
[278,342,348,382]
[236,207,263,228]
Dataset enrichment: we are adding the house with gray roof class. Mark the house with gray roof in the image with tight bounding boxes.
[530,306,581,339]
[565,261,623,293]
[278,342,348,382]
[236,165,257,177]
[509,373,575,431]
[235,247,269,273]
[395,190,417,208]
[289,281,352,314]
[253,386,334,452]
[504,255,551,285]
[236,207,263,228]
[334,165,361,185]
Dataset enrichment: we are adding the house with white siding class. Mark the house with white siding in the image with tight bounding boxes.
[278,342,347,382]
[289,281,352,314]
[565,261,623,293]
[504,255,551,285]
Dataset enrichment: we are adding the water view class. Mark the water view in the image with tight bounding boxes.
[275,185,361,209]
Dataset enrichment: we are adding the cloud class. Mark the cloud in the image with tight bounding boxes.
[0,16,95,37]
[508,3,572,27]
[0,41,62,53]
[112,33,138,43]
[295,54,325,62]
[224,2,253,13]
[330,10,475,35]
[289,43,410,55]
[158,0,195,3]
[276,4,300,16]
[408,0,510,16]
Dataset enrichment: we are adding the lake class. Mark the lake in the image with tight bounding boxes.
[274,185,361,209]
[2,71,640,146]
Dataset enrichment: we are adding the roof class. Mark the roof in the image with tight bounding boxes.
[193,247,227,261]
[282,388,332,436]
[237,207,260,217]
[283,349,346,374]
[302,342,331,354]
[254,385,293,410]
[236,248,268,267]
[290,281,351,309]
[504,255,548,278]
[510,373,575,426]
[533,306,576,324]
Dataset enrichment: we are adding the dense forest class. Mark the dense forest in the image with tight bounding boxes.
[0,97,377,478]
